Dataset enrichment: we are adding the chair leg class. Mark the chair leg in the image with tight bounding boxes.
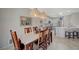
[26,43,33,50]
[50,32,52,42]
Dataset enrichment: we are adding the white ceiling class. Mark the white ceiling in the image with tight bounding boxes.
[37,8,79,17]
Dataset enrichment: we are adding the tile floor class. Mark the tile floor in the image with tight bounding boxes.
[1,36,79,50]
[47,36,79,50]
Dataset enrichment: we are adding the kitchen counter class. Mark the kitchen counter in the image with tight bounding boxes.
[55,27,79,38]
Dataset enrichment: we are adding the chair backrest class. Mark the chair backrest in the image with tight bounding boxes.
[10,30,20,50]
[33,26,38,31]
[24,27,32,34]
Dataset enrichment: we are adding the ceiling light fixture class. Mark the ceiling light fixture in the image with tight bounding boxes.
[31,8,47,19]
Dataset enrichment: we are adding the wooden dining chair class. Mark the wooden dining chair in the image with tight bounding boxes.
[46,29,51,45]
[39,30,47,50]
[10,30,25,50]
[26,42,33,50]
[33,27,37,31]
[24,28,30,34]
[50,31,52,42]
[43,29,51,48]
[24,27,32,34]
[10,30,20,50]
[33,26,39,34]
[39,31,44,49]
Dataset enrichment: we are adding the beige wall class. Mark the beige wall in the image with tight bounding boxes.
[0,8,31,49]
[63,15,72,27]
[71,13,79,27]
[0,8,45,49]
[63,12,79,27]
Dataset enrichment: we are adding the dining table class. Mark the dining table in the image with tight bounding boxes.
[19,27,53,50]
[20,32,40,45]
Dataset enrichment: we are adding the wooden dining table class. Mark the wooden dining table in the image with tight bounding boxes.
[20,32,40,45]
[19,28,53,50]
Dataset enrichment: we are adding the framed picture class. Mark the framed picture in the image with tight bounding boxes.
[20,16,32,25]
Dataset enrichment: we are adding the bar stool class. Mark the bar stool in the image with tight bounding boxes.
[77,32,79,39]
[73,31,77,39]
[65,31,69,38]
[69,32,73,38]
[65,31,73,39]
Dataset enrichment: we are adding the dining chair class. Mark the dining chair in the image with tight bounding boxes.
[50,31,52,42]
[39,30,48,50]
[33,26,39,33]
[33,27,37,31]
[47,30,51,45]
[10,30,21,50]
[24,27,32,34]
[10,30,25,50]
